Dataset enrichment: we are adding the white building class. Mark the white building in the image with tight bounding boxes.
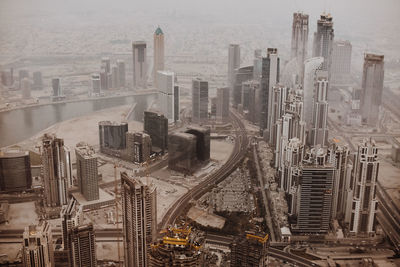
[157,70,179,122]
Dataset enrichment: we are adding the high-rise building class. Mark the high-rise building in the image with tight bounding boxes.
[348,139,379,235]
[153,27,165,87]
[230,232,268,267]
[174,85,180,122]
[126,131,152,163]
[52,78,62,97]
[69,224,97,267]
[192,78,209,122]
[0,150,32,192]
[91,73,101,94]
[228,44,240,90]
[101,57,111,74]
[269,85,289,146]
[241,80,260,124]
[312,13,334,73]
[253,49,262,80]
[18,69,29,89]
[157,71,178,121]
[360,53,384,126]
[233,66,253,107]
[216,87,230,122]
[60,198,82,254]
[121,172,157,267]
[98,121,128,152]
[42,134,72,207]
[75,144,99,201]
[22,221,54,267]
[303,57,324,127]
[21,77,31,99]
[330,40,352,85]
[144,111,168,154]
[117,60,126,88]
[291,12,309,83]
[132,41,147,89]
[168,132,197,174]
[185,126,211,162]
[32,71,43,90]
[100,68,108,91]
[111,66,119,89]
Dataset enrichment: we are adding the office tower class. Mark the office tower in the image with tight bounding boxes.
[349,139,379,235]
[91,73,101,94]
[144,111,168,153]
[312,13,334,72]
[241,80,260,124]
[331,40,352,85]
[294,149,335,233]
[42,135,72,207]
[216,87,230,122]
[253,49,262,80]
[111,66,119,88]
[61,198,82,253]
[132,41,147,89]
[100,68,108,91]
[121,172,157,267]
[174,85,180,122]
[101,57,111,74]
[185,126,211,162]
[22,221,54,267]
[309,71,329,147]
[157,71,177,121]
[148,227,203,266]
[360,53,384,126]
[0,150,32,192]
[153,26,165,87]
[327,141,350,219]
[291,12,309,83]
[107,73,112,90]
[269,85,288,146]
[168,132,197,174]
[117,60,126,88]
[21,77,31,98]
[260,48,280,135]
[126,132,152,163]
[303,57,324,127]
[69,224,97,267]
[233,66,253,107]
[228,44,240,90]
[32,71,43,90]
[98,121,128,152]
[18,69,29,89]
[52,78,62,97]
[75,144,99,201]
[192,78,209,122]
[210,97,217,118]
[230,232,268,267]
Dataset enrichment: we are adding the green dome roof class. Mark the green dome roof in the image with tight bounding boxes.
[155,26,163,35]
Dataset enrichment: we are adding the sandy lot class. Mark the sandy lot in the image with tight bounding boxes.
[0,202,38,230]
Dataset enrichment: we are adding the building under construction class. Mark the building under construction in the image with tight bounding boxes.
[230,232,269,267]
[148,226,203,267]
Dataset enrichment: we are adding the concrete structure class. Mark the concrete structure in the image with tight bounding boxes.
[121,172,157,267]
[185,126,210,162]
[349,139,379,235]
[0,150,32,192]
[168,132,197,174]
[132,41,147,89]
[216,87,230,122]
[60,198,82,254]
[117,60,126,88]
[21,77,31,98]
[233,66,253,107]
[228,44,240,90]
[98,121,128,151]
[291,12,309,83]
[42,135,72,207]
[22,221,54,267]
[303,57,324,127]
[157,71,178,121]
[100,68,108,91]
[126,131,152,163]
[231,232,268,267]
[312,13,334,73]
[75,144,99,201]
[153,27,165,87]
[361,53,384,126]
[69,224,97,267]
[331,40,352,85]
[192,78,209,122]
[144,110,168,154]
[91,73,101,95]
[52,78,62,97]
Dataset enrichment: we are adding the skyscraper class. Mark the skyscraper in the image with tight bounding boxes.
[121,172,157,267]
[111,66,119,89]
[360,53,384,126]
[312,13,334,73]
[0,150,32,192]
[233,66,253,107]
[168,132,197,174]
[69,224,97,267]
[60,198,82,254]
[117,60,126,88]
[291,12,309,83]
[98,121,129,151]
[91,73,100,94]
[153,26,165,87]
[349,139,379,235]
[22,221,54,267]
[42,134,72,207]
[192,78,209,122]
[228,44,240,90]
[75,144,99,201]
[216,87,230,122]
[52,78,62,97]
[230,232,269,267]
[126,131,152,163]
[330,40,352,85]
[101,57,111,74]
[144,110,168,154]
[18,69,29,89]
[32,71,43,90]
[303,57,324,127]
[157,71,178,121]
[132,41,147,89]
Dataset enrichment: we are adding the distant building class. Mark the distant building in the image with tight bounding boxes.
[230,232,268,267]
[185,126,210,162]
[291,12,309,83]
[91,73,101,95]
[69,224,97,267]
[312,13,334,73]
[22,221,54,267]
[192,78,209,122]
[253,49,262,80]
[228,44,240,90]
[111,66,119,89]
[121,172,157,267]
[233,66,253,108]
[303,57,324,127]
[144,111,168,154]
[75,144,99,201]
[174,85,180,122]
[32,71,43,90]
[21,77,31,99]
[216,87,230,122]
[117,60,126,88]
[98,121,128,152]
[361,53,384,126]
[168,132,197,174]
[157,71,179,121]
[153,27,165,87]
[18,69,29,89]
[52,78,62,97]
[101,57,111,74]
[132,41,147,89]
[42,135,72,206]
[60,198,82,255]
[0,150,32,192]
[241,80,260,124]
[331,40,352,85]
[126,131,152,163]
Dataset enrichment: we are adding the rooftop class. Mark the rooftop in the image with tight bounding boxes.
[154,26,163,35]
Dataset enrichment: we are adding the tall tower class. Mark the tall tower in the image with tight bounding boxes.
[216,87,230,122]
[153,26,165,88]
[22,221,54,267]
[42,134,72,207]
[121,172,157,267]
[75,144,99,201]
[312,13,334,73]
[117,60,126,88]
[360,53,384,126]
[143,110,169,153]
[291,12,309,83]
[192,78,209,122]
[69,224,97,267]
[303,57,324,127]
[132,41,147,89]
[61,198,82,254]
[349,139,379,235]
[228,44,240,90]
[156,70,177,122]
[330,40,352,85]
